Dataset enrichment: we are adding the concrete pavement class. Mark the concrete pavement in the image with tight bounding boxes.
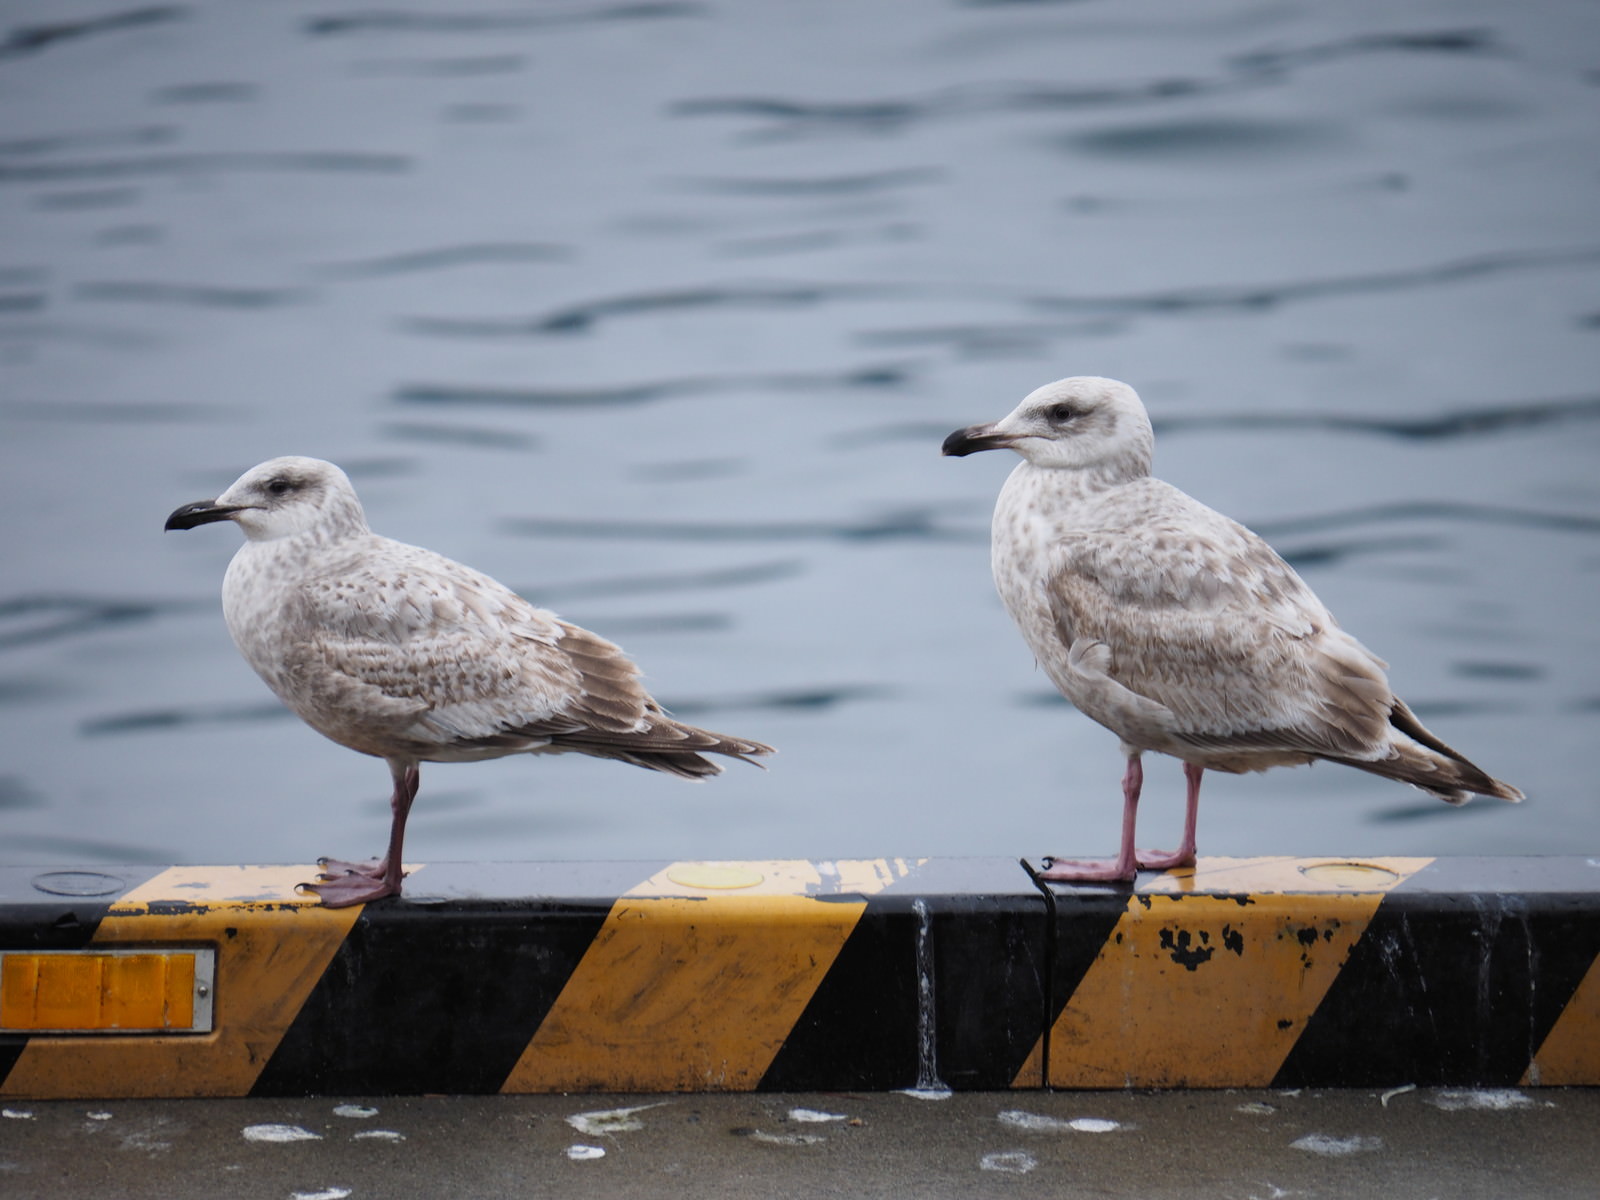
[2,1086,1596,1199]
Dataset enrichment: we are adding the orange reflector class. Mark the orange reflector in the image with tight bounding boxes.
[0,949,214,1034]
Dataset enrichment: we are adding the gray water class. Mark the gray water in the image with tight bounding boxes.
[2,1,1598,873]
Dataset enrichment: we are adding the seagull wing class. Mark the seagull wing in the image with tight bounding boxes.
[1045,487,1393,757]
[281,537,654,757]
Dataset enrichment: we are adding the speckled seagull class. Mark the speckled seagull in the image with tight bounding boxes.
[166,456,772,906]
[943,376,1521,883]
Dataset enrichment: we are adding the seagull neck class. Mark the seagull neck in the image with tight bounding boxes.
[243,514,369,550]
[1030,460,1147,499]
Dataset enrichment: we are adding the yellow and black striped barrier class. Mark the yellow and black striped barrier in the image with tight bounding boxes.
[2,856,1597,1099]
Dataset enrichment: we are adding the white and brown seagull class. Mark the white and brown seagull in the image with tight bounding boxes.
[943,376,1521,883]
[166,456,771,906]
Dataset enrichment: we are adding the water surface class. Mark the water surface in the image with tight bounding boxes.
[2,0,1597,870]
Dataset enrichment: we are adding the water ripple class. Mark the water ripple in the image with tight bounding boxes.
[401,282,915,337]
[350,54,528,78]
[678,167,944,197]
[1252,502,1600,539]
[395,364,909,408]
[0,594,190,651]
[32,188,142,211]
[0,776,44,809]
[658,684,890,718]
[74,281,312,309]
[669,75,1245,139]
[501,509,979,544]
[0,292,46,313]
[0,152,412,185]
[304,4,704,37]
[1030,247,1600,316]
[1062,116,1345,162]
[2,832,172,863]
[0,6,184,65]
[1,399,218,423]
[672,26,1510,140]
[518,559,803,604]
[150,82,259,104]
[314,242,569,279]
[81,701,291,737]
[0,125,178,157]
[1274,536,1443,570]
[1153,394,1600,442]
[1229,29,1502,74]
[379,422,538,450]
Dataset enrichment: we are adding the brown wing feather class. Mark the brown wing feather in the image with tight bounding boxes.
[1047,510,1393,758]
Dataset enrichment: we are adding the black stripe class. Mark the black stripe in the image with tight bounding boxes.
[759,859,1125,1090]
[250,861,662,1095]
[1275,859,1600,1087]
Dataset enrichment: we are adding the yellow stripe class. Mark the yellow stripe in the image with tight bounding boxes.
[1,865,361,1100]
[1014,856,1432,1088]
[1523,949,1600,1085]
[502,858,918,1092]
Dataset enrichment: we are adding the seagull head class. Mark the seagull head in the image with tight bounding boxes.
[164,456,369,543]
[942,376,1154,477]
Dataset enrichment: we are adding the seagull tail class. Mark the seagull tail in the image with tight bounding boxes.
[1328,698,1523,805]
[562,720,774,781]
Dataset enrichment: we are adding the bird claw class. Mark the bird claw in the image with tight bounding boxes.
[316,856,387,880]
[1036,855,1137,884]
[300,872,402,909]
[1134,847,1196,871]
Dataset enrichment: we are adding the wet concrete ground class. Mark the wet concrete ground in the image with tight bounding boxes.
[2,1086,1596,1199]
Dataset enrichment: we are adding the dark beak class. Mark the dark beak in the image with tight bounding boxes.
[941,423,1015,457]
[164,500,246,531]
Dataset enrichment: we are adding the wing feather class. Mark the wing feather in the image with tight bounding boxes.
[1044,493,1393,757]
[275,536,654,757]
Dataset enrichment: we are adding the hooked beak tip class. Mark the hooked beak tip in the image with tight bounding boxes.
[164,500,244,531]
[941,425,1010,457]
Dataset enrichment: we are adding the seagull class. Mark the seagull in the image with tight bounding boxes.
[942,376,1522,883]
[165,456,772,906]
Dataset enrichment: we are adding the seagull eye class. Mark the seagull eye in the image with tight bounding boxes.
[266,477,295,496]
[1048,403,1079,423]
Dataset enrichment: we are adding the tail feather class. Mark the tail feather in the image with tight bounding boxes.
[548,716,773,779]
[1329,698,1522,804]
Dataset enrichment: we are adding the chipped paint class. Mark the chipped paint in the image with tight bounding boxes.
[566,1144,605,1161]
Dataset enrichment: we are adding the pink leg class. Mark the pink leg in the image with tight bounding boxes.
[1137,762,1201,871]
[1037,754,1142,883]
[304,763,419,907]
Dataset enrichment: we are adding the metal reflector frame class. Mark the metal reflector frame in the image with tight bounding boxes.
[0,948,215,1034]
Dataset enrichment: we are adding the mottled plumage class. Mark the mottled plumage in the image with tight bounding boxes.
[944,376,1520,883]
[166,456,771,905]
